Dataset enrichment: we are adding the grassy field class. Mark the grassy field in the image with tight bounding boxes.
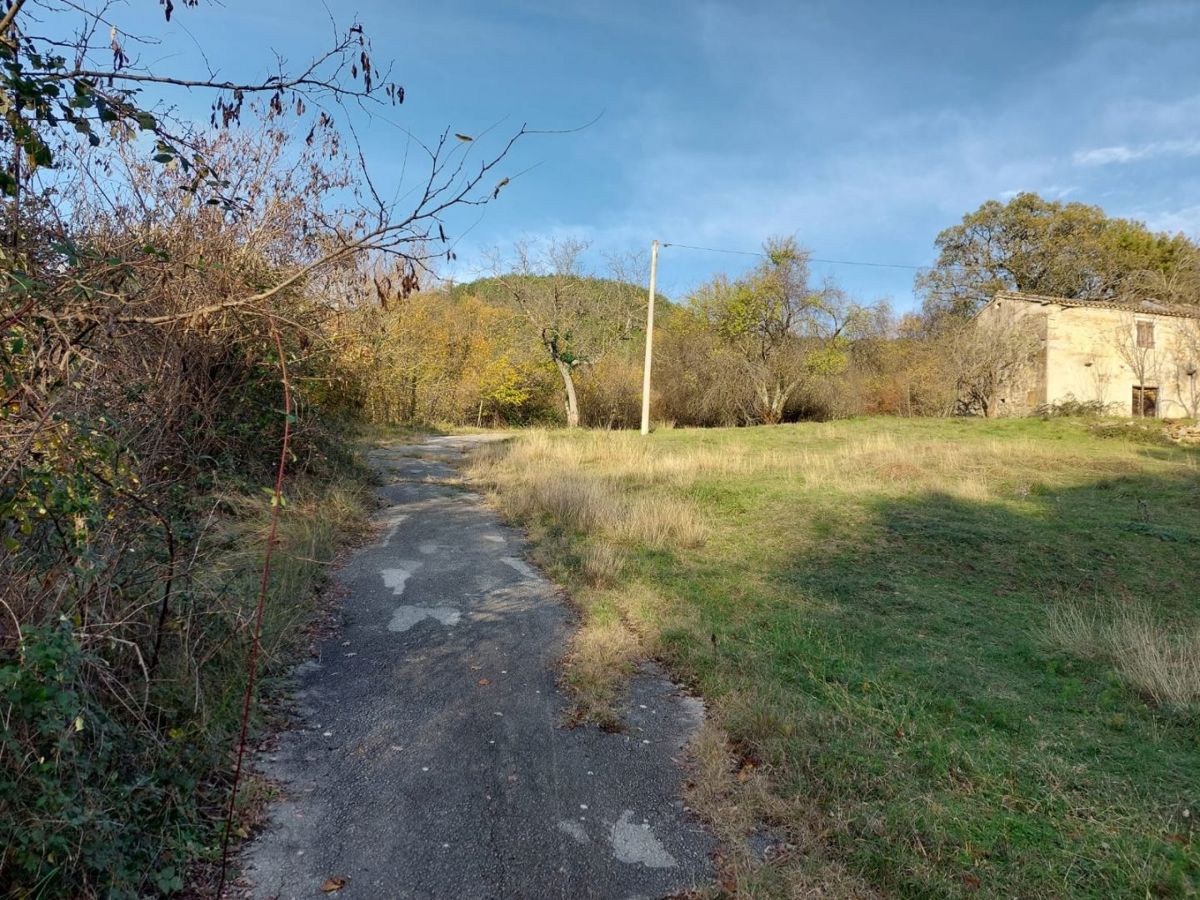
[467,417,1200,898]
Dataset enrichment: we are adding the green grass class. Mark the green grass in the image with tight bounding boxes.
[469,418,1200,898]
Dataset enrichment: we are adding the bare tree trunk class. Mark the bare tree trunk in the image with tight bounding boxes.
[754,378,794,424]
[753,380,774,424]
[554,357,580,428]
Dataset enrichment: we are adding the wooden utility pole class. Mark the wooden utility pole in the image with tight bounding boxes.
[640,240,659,435]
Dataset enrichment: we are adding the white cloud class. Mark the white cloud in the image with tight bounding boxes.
[1074,145,1138,165]
[1073,138,1200,166]
[1138,204,1200,237]
[1000,185,1078,200]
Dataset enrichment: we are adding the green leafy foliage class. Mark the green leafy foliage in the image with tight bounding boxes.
[678,237,879,423]
[0,42,188,194]
[918,192,1200,321]
[1,625,203,897]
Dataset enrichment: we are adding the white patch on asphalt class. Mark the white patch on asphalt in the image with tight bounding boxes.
[481,532,506,544]
[381,563,420,596]
[418,541,439,555]
[387,605,461,632]
[501,556,539,580]
[609,811,676,868]
[373,512,409,547]
[557,820,590,844]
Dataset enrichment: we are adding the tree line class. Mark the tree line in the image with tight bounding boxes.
[333,195,1200,429]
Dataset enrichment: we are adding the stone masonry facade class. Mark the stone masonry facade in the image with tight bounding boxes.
[976,291,1200,418]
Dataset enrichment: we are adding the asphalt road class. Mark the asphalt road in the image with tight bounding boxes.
[241,435,713,899]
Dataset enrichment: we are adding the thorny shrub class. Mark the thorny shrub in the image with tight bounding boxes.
[0,128,367,896]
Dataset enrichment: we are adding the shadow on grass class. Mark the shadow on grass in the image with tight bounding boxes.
[663,468,1200,898]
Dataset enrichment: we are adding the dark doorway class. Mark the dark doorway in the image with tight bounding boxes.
[1132,385,1158,417]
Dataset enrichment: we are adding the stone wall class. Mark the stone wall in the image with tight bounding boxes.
[978,295,1200,418]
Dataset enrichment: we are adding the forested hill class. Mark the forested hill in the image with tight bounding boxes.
[451,273,668,314]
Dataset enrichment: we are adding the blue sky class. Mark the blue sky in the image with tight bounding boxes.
[110,1,1200,310]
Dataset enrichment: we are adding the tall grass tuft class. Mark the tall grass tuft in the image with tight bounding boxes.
[470,432,709,549]
[580,542,624,588]
[1046,603,1200,707]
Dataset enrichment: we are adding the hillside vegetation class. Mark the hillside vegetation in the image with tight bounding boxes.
[469,418,1200,897]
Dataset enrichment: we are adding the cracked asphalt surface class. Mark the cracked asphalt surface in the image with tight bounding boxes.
[241,435,713,899]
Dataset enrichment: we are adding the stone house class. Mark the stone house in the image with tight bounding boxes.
[975,291,1200,418]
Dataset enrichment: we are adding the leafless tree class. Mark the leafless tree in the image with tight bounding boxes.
[943,316,1042,417]
[1169,318,1200,419]
[1112,313,1164,417]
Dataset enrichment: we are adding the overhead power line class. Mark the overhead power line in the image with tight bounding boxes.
[662,241,933,271]
[811,257,927,271]
[661,242,764,258]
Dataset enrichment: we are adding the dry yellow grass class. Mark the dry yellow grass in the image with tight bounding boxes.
[1047,603,1200,707]
[193,480,371,664]
[560,609,642,728]
[473,429,752,490]
[471,426,1165,508]
[579,541,624,588]
[471,432,709,548]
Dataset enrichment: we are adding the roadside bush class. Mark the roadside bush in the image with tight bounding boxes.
[1088,418,1179,446]
[1,625,205,896]
[0,2,526,893]
[1,129,371,896]
[1034,395,1114,418]
[577,355,643,429]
